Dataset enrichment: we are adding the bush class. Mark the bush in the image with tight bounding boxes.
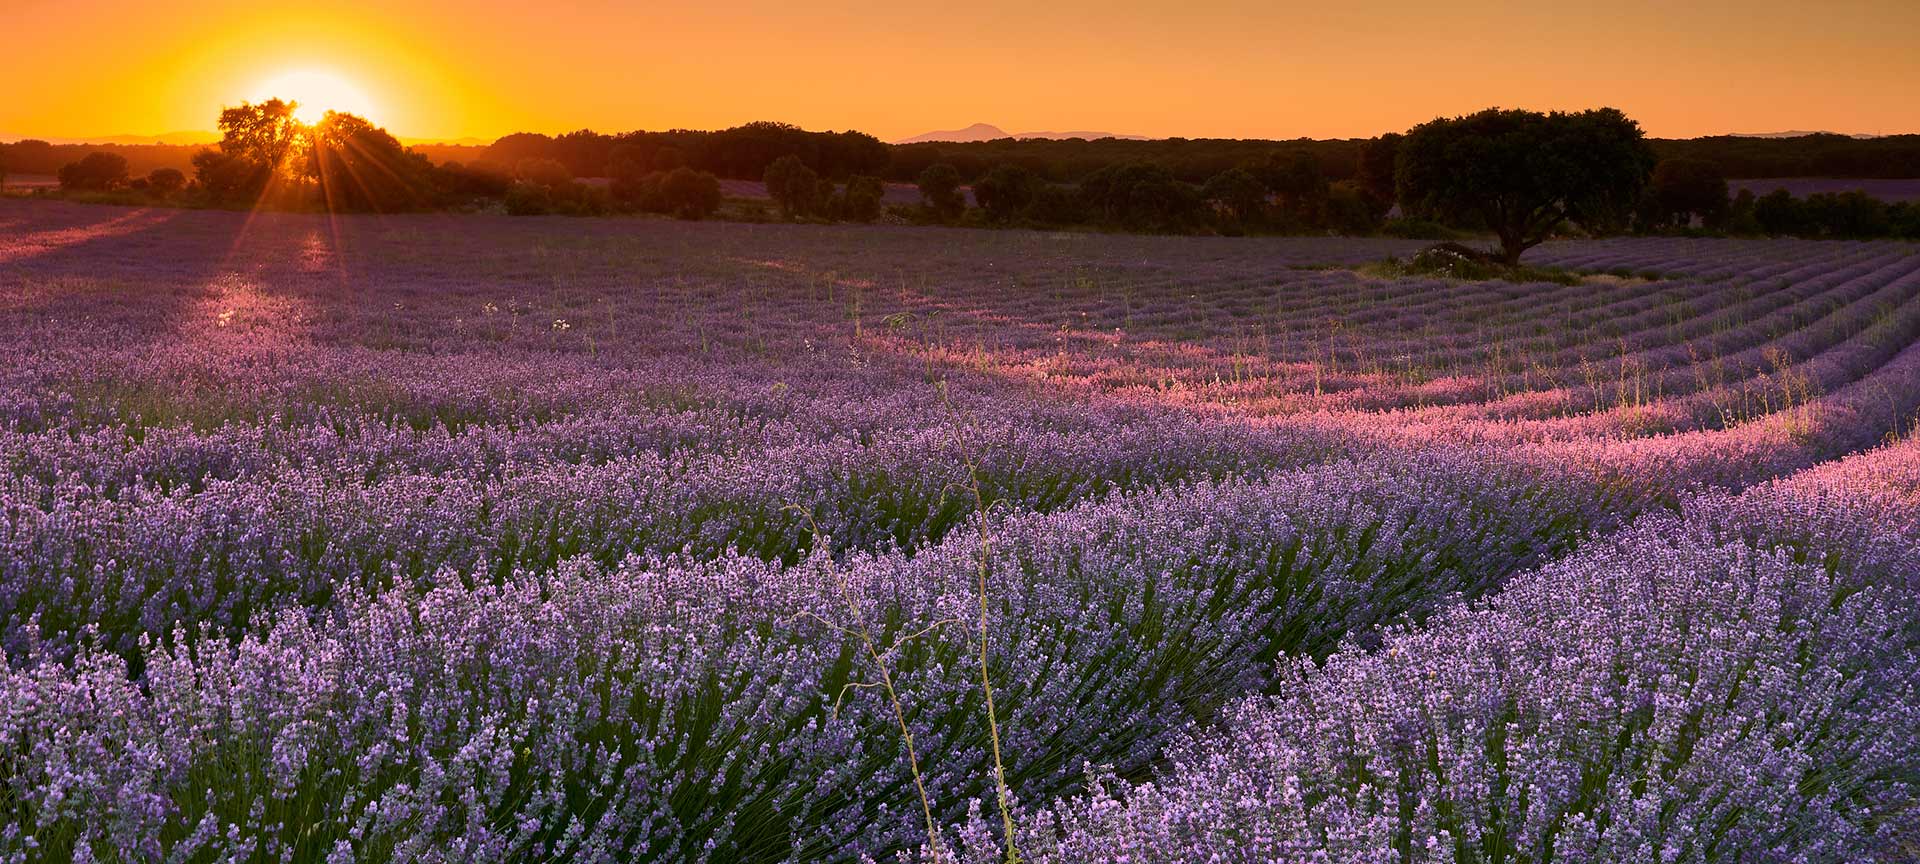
[1026,185,1090,225]
[503,182,553,215]
[917,163,966,221]
[764,154,822,220]
[1643,158,1730,230]
[57,152,130,191]
[975,164,1041,223]
[1200,167,1267,229]
[1325,180,1380,235]
[1379,217,1462,240]
[514,158,573,190]
[433,160,514,200]
[144,168,186,198]
[659,167,721,219]
[839,175,885,223]
[191,149,267,204]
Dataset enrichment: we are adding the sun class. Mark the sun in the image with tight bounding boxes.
[251,68,377,125]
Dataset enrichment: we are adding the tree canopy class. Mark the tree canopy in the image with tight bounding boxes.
[1398,107,1655,263]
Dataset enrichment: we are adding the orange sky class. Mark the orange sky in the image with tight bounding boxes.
[4,0,1917,143]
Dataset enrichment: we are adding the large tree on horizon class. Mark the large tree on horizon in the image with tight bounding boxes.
[1397,107,1655,264]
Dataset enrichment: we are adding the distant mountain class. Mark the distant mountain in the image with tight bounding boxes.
[1,130,218,146]
[400,136,493,147]
[1727,130,1881,140]
[895,122,1151,144]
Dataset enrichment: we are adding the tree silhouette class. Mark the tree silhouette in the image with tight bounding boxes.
[764,155,821,219]
[916,163,965,221]
[1399,107,1655,264]
[975,164,1041,222]
[58,152,129,191]
[304,112,436,212]
[193,99,304,203]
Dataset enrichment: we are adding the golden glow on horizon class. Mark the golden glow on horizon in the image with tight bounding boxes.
[2,0,1917,143]
[252,68,377,125]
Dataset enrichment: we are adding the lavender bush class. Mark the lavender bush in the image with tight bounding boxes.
[1,199,1917,861]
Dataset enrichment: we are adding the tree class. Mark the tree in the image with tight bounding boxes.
[58,152,130,191]
[1398,107,1655,264]
[916,163,965,221]
[195,99,304,203]
[974,164,1042,222]
[1202,167,1268,228]
[1078,162,1203,231]
[215,99,303,170]
[840,175,885,222]
[1752,189,1805,236]
[1258,150,1329,228]
[1326,181,1383,235]
[304,112,436,212]
[764,154,821,219]
[659,167,722,219]
[1355,133,1402,218]
[515,158,573,189]
[606,147,653,204]
[1646,158,1729,229]
[145,168,187,198]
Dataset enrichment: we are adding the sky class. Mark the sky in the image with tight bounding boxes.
[3,0,1917,143]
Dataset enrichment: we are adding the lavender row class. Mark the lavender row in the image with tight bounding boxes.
[0,450,1606,861]
[980,440,1920,863]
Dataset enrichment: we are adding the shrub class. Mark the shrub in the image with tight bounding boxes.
[765,154,822,220]
[839,174,885,223]
[917,163,966,221]
[1644,158,1730,230]
[1325,180,1380,235]
[1200,167,1267,229]
[514,158,573,190]
[1016,503,1920,863]
[503,182,553,215]
[975,164,1041,223]
[58,152,130,191]
[659,167,721,219]
[144,168,186,198]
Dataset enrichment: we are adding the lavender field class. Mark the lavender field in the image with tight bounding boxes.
[2,198,1917,862]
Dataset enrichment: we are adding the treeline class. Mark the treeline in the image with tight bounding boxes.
[480,122,889,182]
[16,127,1914,188]
[877,142,1399,236]
[1653,134,1920,179]
[19,102,732,219]
[0,139,197,178]
[12,109,1920,242]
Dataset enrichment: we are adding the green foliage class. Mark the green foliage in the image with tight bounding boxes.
[916,163,966,221]
[659,167,722,220]
[1326,181,1382,235]
[1257,150,1329,228]
[1079,162,1203,231]
[1398,107,1656,264]
[1201,167,1267,228]
[1367,244,1584,285]
[58,152,130,191]
[765,154,823,219]
[515,158,574,190]
[304,113,437,212]
[1745,187,1919,239]
[503,180,611,216]
[144,168,186,198]
[432,160,514,201]
[1355,133,1401,218]
[838,174,885,222]
[975,163,1042,222]
[1642,158,1730,230]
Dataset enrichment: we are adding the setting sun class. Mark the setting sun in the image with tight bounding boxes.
[251,68,376,125]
